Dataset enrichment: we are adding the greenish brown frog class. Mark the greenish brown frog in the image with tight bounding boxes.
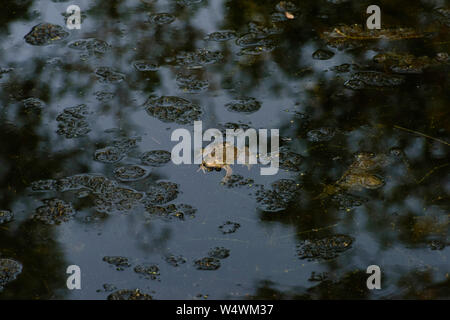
[316,152,389,199]
[198,142,252,183]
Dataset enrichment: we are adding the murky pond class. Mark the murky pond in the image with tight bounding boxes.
[0,0,449,299]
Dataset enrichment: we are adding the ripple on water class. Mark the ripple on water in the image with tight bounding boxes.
[144,95,202,124]
[296,234,354,261]
[24,23,69,46]
[148,13,175,25]
[0,259,23,290]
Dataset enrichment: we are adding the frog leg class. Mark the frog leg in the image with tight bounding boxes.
[197,163,208,174]
[221,165,233,183]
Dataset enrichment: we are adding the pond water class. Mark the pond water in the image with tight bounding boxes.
[0,0,449,299]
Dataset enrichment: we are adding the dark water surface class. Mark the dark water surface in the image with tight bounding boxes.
[0,0,449,299]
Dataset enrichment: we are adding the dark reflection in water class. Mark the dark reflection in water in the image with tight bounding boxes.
[0,0,449,299]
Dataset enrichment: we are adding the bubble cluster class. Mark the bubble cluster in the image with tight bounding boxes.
[312,49,335,60]
[107,289,153,300]
[296,234,354,261]
[225,97,261,114]
[33,198,76,225]
[194,257,221,271]
[256,179,301,212]
[176,72,209,93]
[164,254,187,267]
[24,23,69,46]
[94,137,140,163]
[0,210,13,224]
[103,256,131,271]
[207,247,230,259]
[56,104,91,138]
[148,13,175,25]
[95,67,125,83]
[133,60,159,72]
[145,203,196,221]
[140,150,172,166]
[219,221,241,234]
[0,259,23,290]
[134,264,160,280]
[344,72,404,90]
[68,38,110,58]
[176,49,223,68]
[113,165,150,182]
[144,96,202,124]
[204,30,237,42]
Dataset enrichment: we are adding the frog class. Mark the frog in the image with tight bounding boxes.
[198,142,252,183]
[315,152,389,199]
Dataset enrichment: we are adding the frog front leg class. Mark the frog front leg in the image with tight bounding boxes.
[197,163,208,174]
[221,165,233,183]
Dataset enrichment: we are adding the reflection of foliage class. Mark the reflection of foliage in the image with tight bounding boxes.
[0,221,67,299]
[0,0,34,33]
[396,269,450,299]
[249,270,370,299]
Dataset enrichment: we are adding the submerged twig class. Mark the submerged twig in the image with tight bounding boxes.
[394,125,450,147]
[417,163,450,184]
